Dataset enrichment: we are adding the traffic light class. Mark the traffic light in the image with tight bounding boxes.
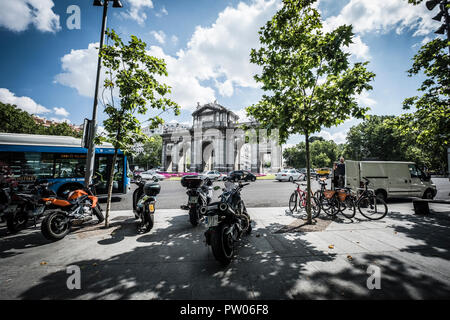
[425,0,449,36]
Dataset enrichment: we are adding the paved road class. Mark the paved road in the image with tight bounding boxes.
[109,178,450,211]
[109,178,331,210]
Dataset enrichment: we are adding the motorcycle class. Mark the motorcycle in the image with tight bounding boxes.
[40,182,104,241]
[180,175,213,226]
[2,181,56,233]
[204,181,252,265]
[132,179,161,233]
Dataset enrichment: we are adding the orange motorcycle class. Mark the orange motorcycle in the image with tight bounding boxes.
[40,183,104,241]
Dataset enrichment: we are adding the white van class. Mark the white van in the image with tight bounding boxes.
[344,160,437,201]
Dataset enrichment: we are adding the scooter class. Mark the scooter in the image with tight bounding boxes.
[132,179,161,233]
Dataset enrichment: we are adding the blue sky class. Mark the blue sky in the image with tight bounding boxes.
[0,0,441,146]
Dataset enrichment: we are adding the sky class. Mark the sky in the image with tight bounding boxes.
[0,0,442,147]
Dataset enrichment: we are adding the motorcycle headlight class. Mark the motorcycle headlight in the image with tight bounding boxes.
[46,200,52,205]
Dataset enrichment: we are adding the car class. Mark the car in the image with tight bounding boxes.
[136,169,166,182]
[276,169,302,182]
[316,167,331,177]
[225,170,257,182]
[296,168,316,180]
[202,170,226,181]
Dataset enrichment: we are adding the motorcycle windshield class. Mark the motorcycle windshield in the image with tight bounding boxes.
[224,181,235,191]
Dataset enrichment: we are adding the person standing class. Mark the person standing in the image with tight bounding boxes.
[335,156,346,188]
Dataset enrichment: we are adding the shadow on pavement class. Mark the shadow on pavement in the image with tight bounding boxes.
[15,208,450,300]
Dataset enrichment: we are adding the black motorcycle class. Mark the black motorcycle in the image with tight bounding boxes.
[180,175,213,226]
[132,179,161,233]
[3,181,56,233]
[204,181,252,265]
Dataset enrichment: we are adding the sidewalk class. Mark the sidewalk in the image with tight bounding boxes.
[1,203,449,299]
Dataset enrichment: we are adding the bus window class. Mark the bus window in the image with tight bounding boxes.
[54,154,86,178]
[0,152,53,182]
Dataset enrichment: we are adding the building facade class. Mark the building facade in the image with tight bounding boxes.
[160,101,281,173]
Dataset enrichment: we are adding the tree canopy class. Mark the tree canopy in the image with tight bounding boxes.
[0,102,81,138]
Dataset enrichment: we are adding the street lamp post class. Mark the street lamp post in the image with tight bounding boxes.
[84,0,122,188]
[425,0,450,55]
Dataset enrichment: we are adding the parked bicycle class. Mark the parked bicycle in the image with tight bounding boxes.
[355,177,388,220]
[314,179,355,219]
[288,181,320,218]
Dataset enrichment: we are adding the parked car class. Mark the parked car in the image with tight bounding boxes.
[136,170,166,182]
[345,160,436,201]
[202,170,226,181]
[297,168,316,180]
[276,169,302,182]
[225,170,256,182]
[316,167,331,177]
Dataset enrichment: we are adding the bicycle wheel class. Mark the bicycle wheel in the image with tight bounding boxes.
[358,195,388,220]
[310,196,321,219]
[322,196,339,216]
[340,196,356,219]
[289,192,298,212]
[298,193,306,210]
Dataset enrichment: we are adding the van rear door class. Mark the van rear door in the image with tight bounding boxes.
[345,160,360,190]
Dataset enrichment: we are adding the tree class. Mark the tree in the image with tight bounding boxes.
[246,0,375,223]
[283,142,307,168]
[132,135,163,170]
[391,37,449,173]
[310,139,339,167]
[40,122,82,138]
[344,115,404,161]
[0,102,81,138]
[0,102,39,134]
[99,29,180,227]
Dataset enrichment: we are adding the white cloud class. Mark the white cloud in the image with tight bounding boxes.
[0,88,50,114]
[54,43,100,98]
[0,0,60,33]
[121,0,154,25]
[150,30,166,44]
[144,0,281,109]
[355,91,376,108]
[317,130,348,144]
[171,35,179,45]
[345,35,370,59]
[215,79,234,97]
[322,0,441,60]
[53,107,69,117]
[155,6,168,17]
[325,0,439,36]
[146,46,216,109]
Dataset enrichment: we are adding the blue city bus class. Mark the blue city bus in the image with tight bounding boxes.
[0,133,131,197]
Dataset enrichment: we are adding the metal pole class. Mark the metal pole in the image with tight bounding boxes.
[84,1,109,187]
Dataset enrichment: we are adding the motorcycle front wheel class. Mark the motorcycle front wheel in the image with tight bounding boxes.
[41,210,70,241]
[210,223,234,265]
[93,206,104,223]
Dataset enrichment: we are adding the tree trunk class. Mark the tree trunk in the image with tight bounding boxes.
[105,148,118,228]
[305,131,312,225]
